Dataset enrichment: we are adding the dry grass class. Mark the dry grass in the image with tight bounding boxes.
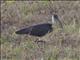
[1,1,80,60]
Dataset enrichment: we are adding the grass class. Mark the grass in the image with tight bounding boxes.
[1,1,80,60]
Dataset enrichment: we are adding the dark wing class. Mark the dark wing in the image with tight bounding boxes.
[15,23,53,37]
[30,23,53,37]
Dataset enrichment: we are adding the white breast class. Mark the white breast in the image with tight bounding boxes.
[52,15,55,24]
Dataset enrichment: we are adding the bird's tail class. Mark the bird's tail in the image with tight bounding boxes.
[15,28,30,34]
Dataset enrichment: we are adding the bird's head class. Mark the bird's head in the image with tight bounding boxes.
[52,13,64,30]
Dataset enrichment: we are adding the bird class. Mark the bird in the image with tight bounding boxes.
[15,14,63,37]
[15,23,53,37]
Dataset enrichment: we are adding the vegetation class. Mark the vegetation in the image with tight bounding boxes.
[1,1,80,60]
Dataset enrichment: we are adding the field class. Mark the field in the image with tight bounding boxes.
[1,1,80,60]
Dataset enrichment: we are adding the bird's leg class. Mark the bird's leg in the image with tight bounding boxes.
[35,37,42,43]
[35,38,45,60]
[34,37,46,52]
